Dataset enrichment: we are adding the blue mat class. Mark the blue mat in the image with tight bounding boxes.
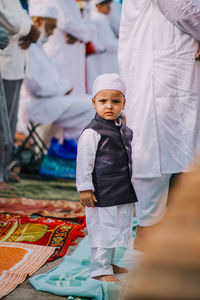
[30,219,138,300]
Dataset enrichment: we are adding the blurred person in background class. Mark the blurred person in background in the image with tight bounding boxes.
[123,164,200,300]
[0,0,40,188]
[87,0,119,93]
[44,0,94,93]
[90,0,121,37]
[17,0,94,145]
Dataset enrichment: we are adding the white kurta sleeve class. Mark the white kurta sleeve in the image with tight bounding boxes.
[0,0,32,36]
[25,44,72,98]
[55,0,92,42]
[156,0,200,40]
[94,18,118,53]
[76,128,101,192]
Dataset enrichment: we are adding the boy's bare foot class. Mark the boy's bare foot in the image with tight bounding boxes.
[0,182,14,191]
[93,275,120,282]
[112,264,128,274]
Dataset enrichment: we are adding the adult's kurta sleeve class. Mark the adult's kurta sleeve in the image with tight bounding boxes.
[55,0,92,42]
[25,44,73,98]
[76,129,101,192]
[0,0,32,36]
[156,0,200,40]
[94,18,118,53]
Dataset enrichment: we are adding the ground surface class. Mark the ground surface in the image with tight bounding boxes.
[1,178,80,299]
[0,179,79,201]
[1,178,140,299]
[3,237,82,300]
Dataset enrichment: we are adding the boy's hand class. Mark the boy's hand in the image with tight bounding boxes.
[79,190,97,207]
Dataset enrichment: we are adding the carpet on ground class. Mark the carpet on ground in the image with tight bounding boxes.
[30,219,139,300]
[0,179,79,201]
[0,213,86,262]
[0,242,55,299]
[0,198,84,219]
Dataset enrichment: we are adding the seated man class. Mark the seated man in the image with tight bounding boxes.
[18,1,94,143]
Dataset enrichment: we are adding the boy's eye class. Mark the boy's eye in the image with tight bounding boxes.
[99,99,106,103]
[112,100,121,104]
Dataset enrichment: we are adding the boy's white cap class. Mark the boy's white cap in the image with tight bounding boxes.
[29,0,58,19]
[92,73,126,97]
[94,0,112,5]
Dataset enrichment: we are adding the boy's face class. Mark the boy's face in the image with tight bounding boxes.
[96,2,111,15]
[92,89,125,121]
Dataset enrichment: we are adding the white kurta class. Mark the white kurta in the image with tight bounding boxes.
[76,128,133,248]
[44,0,93,93]
[0,0,32,80]
[18,42,94,140]
[90,0,121,37]
[119,0,200,178]
[86,12,119,93]
[108,1,121,37]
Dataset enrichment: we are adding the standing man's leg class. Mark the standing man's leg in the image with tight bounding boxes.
[133,175,171,251]
[2,79,23,178]
[0,146,14,190]
[0,76,14,190]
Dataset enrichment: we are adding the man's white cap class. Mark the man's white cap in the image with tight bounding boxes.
[92,73,126,97]
[94,0,112,5]
[29,0,58,19]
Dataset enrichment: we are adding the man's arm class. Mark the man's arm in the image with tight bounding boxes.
[55,0,93,43]
[0,0,32,36]
[156,0,200,40]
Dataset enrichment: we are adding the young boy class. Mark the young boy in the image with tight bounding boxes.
[76,73,138,282]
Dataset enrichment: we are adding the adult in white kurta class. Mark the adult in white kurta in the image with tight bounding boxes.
[119,0,200,229]
[18,42,94,140]
[90,0,121,37]
[0,0,39,188]
[87,10,119,93]
[43,0,93,93]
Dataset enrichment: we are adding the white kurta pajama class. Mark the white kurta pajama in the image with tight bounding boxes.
[76,128,133,277]
[119,0,200,226]
[43,0,93,93]
[18,42,94,140]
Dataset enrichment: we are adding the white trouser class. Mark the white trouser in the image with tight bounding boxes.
[134,175,171,226]
[90,248,115,278]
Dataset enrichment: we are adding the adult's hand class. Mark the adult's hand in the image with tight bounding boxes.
[65,88,73,95]
[65,33,78,45]
[18,25,40,49]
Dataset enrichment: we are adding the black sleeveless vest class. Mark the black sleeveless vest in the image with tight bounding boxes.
[84,114,138,207]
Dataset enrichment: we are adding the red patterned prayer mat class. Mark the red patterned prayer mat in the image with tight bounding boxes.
[0,214,86,262]
[0,198,84,219]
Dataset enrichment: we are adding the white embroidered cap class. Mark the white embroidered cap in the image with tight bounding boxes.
[92,73,126,97]
[29,0,58,19]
